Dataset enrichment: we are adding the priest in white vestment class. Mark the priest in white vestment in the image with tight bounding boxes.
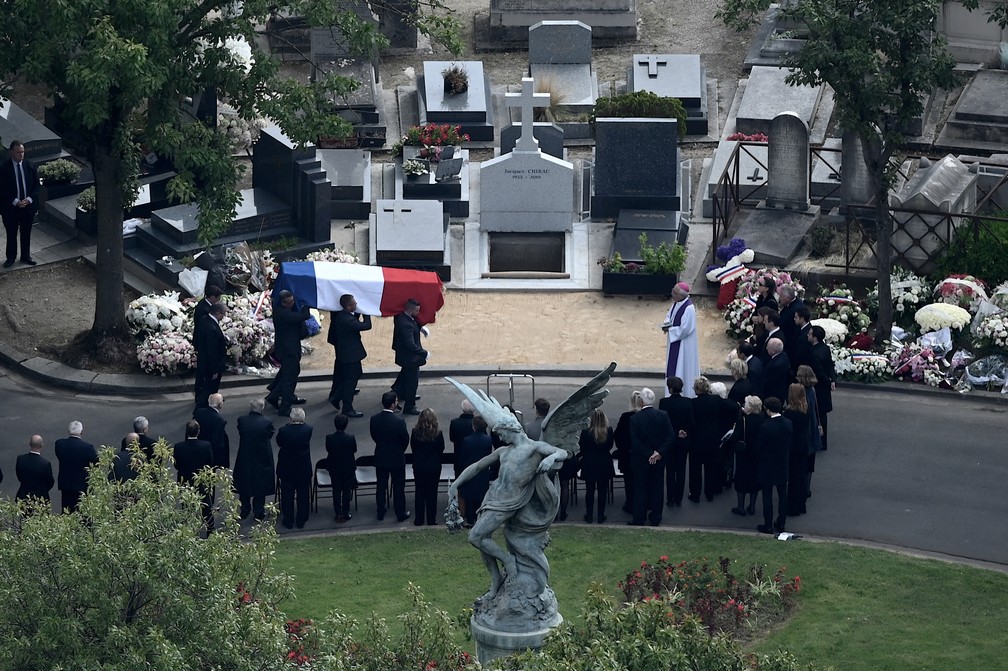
[662,282,700,398]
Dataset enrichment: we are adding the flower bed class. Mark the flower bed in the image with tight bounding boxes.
[831,345,889,383]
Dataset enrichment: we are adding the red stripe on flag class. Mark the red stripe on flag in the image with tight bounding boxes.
[379,267,446,324]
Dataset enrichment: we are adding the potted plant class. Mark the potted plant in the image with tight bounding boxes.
[392,123,471,158]
[37,158,87,204]
[75,186,98,236]
[442,63,469,95]
[316,114,358,148]
[591,90,688,139]
[600,233,687,297]
[402,159,430,181]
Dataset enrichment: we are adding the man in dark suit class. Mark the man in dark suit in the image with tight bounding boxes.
[276,407,313,529]
[370,391,411,522]
[326,414,358,523]
[762,338,792,403]
[808,325,837,450]
[327,293,371,418]
[194,301,228,410]
[16,434,55,505]
[174,419,215,534]
[658,377,694,508]
[132,416,159,460]
[54,420,99,513]
[1,141,39,267]
[234,398,276,522]
[737,341,765,398]
[448,398,476,521]
[193,285,223,327]
[113,433,141,482]
[391,298,427,416]
[757,310,784,365]
[755,397,793,534]
[266,290,311,415]
[628,388,674,526]
[194,392,230,469]
[790,305,813,374]
[777,286,801,349]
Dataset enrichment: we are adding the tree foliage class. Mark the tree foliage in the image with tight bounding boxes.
[0,441,294,670]
[0,0,461,356]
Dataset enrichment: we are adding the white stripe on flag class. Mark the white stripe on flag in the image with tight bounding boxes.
[311,263,386,315]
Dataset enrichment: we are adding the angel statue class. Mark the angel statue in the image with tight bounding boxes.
[445,363,615,633]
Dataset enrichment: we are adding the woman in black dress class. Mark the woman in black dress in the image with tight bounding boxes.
[796,365,824,506]
[410,408,445,526]
[783,383,810,517]
[578,408,615,523]
[730,395,764,516]
[728,357,753,408]
[754,276,779,312]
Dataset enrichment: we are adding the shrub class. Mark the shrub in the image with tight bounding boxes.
[933,214,1008,288]
[592,90,688,138]
[38,158,81,184]
[639,232,687,275]
[75,186,96,212]
[804,222,835,257]
[533,76,568,122]
[441,63,469,94]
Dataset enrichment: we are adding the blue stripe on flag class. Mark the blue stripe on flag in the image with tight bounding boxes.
[274,262,319,309]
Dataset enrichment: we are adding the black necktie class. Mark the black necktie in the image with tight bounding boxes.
[15,162,25,201]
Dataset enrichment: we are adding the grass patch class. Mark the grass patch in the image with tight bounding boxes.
[273,528,1008,671]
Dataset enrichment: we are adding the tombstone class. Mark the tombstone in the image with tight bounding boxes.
[489,0,637,42]
[480,77,576,233]
[889,155,977,273]
[395,145,470,218]
[628,54,709,136]
[840,130,874,210]
[734,66,822,135]
[611,209,687,264]
[500,122,564,159]
[938,0,1008,63]
[590,118,679,219]
[252,125,317,206]
[528,21,599,115]
[317,149,372,219]
[765,112,810,210]
[378,0,418,51]
[937,70,1008,151]
[0,98,63,161]
[703,140,769,218]
[371,199,448,277]
[417,61,494,142]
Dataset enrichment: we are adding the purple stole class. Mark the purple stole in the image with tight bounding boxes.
[665,298,693,377]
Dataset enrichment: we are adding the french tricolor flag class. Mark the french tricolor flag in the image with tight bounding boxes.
[273,262,445,324]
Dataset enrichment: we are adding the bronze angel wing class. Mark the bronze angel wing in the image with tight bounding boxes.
[540,362,617,457]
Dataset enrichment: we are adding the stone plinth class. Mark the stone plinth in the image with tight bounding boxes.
[471,614,562,666]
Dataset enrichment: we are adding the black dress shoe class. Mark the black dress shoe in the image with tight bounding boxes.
[414,519,425,527]
[598,515,607,523]
[3,259,14,268]
[354,388,360,395]
[402,407,421,416]
[377,513,385,521]
[295,521,305,529]
[20,257,36,266]
[265,397,280,411]
[583,514,592,523]
[757,524,775,534]
[292,397,307,405]
[344,410,364,418]
[731,507,747,516]
[397,511,412,522]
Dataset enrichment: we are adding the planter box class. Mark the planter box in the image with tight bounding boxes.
[75,208,97,236]
[602,271,678,297]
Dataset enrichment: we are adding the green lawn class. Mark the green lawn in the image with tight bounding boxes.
[273,527,1008,671]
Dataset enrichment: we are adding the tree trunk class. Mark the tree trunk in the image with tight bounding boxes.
[89,143,129,344]
[863,131,893,346]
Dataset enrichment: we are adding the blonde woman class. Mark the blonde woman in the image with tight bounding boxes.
[578,408,615,523]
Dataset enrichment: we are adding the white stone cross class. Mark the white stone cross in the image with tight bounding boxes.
[505,76,551,153]
[638,55,669,78]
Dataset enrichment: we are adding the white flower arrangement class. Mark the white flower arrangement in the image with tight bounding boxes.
[811,318,848,344]
[990,281,1008,311]
[831,345,890,383]
[219,292,273,365]
[303,247,360,264]
[723,297,758,339]
[815,284,871,334]
[976,312,1008,351]
[868,267,929,323]
[915,303,971,333]
[126,291,189,338]
[217,112,267,151]
[137,332,195,376]
[934,274,989,313]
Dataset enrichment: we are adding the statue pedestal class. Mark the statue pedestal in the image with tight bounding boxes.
[471,615,562,665]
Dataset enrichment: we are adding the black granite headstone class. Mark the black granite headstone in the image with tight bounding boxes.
[591,117,679,219]
[500,123,564,159]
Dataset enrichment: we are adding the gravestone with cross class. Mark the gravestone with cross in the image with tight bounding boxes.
[479,77,576,233]
[628,54,708,135]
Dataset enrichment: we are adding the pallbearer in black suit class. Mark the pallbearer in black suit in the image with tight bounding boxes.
[192,285,223,328]
[410,408,446,526]
[1,141,39,267]
[194,302,228,409]
[54,420,99,513]
[276,407,313,529]
[391,298,427,416]
[266,290,311,415]
[327,293,372,418]
[370,391,411,522]
[628,388,674,526]
[194,393,230,469]
[174,419,215,533]
[326,414,357,523]
[16,434,55,505]
[755,397,793,534]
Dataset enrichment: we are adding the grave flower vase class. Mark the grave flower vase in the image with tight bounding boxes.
[601,271,678,298]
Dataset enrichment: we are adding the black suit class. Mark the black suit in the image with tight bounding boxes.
[234,411,275,520]
[458,432,493,525]
[137,434,158,461]
[266,300,311,412]
[762,352,792,403]
[1,157,39,263]
[325,431,357,518]
[54,435,98,513]
[790,324,813,375]
[628,406,674,525]
[778,300,801,352]
[112,446,139,482]
[327,309,372,413]
[808,341,836,448]
[276,422,313,528]
[658,394,694,506]
[174,437,215,531]
[194,314,228,409]
[370,409,410,520]
[410,430,445,525]
[193,297,214,330]
[690,394,731,500]
[745,356,765,398]
[756,414,793,532]
[15,451,54,504]
[758,328,784,366]
[193,406,230,469]
[391,312,426,411]
[448,412,475,477]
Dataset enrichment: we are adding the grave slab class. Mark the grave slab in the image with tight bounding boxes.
[395,147,470,218]
[938,70,1008,149]
[371,199,449,277]
[765,112,810,210]
[151,188,291,245]
[417,61,494,141]
[734,66,822,135]
[734,206,821,266]
[703,141,768,218]
[317,149,372,219]
[0,98,62,161]
[591,118,679,219]
[628,54,708,135]
[489,0,637,42]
